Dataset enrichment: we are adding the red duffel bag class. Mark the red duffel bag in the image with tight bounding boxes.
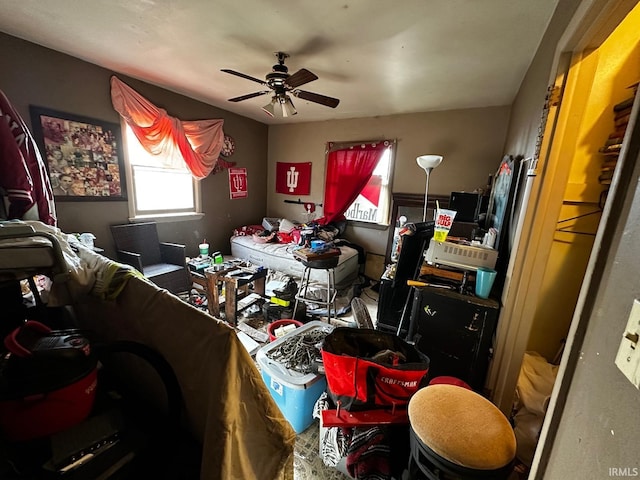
[321,327,430,411]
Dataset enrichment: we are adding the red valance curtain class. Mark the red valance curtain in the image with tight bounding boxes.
[110,76,232,179]
[320,141,390,224]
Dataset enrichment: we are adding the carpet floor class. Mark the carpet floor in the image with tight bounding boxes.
[294,421,350,480]
[293,283,379,480]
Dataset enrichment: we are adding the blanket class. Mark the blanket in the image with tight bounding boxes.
[73,277,296,479]
[1,221,295,480]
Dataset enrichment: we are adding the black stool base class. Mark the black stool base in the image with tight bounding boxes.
[407,427,514,480]
[293,255,339,322]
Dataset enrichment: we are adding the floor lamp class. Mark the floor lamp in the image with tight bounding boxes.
[416,155,443,222]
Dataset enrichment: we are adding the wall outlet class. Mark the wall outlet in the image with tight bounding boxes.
[615,299,640,388]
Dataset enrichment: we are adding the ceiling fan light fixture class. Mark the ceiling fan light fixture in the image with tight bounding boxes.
[281,96,297,117]
[222,52,338,115]
[261,97,277,117]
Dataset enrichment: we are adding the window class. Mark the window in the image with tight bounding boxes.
[343,145,394,226]
[123,124,201,219]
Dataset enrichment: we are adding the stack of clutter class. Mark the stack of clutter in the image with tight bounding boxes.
[512,351,558,468]
[598,83,638,189]
[262,276,305,321]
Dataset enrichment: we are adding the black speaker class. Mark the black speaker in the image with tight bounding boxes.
[449,192,480,222]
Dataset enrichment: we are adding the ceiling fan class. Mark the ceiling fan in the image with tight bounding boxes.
[221,52,340,117]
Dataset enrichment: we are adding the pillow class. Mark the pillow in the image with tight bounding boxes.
[233,225,264,236]
[317,225,340,242]
[279,218,298,233]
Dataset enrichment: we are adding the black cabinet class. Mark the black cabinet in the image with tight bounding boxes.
[409,286,499,392]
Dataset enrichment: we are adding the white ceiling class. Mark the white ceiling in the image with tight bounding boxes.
[0,0,559,125]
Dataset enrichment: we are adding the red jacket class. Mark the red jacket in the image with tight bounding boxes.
[0,90,56,225]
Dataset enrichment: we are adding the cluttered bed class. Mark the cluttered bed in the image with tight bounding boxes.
[0,220,294,480]
[229,218,365,318]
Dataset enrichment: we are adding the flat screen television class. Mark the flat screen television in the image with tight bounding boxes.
[484,154,528,295]
[485,154,528,252]
[485,155,515,251]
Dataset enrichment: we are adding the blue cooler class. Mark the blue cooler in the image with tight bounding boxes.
[256,321,332,433]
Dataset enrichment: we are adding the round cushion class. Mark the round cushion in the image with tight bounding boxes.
[408,384,516,470]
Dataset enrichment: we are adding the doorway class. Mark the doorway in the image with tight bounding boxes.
[488,0,640,476]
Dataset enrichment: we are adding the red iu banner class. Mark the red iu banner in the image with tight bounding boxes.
[276,162,311,195]
[228,167,248,199]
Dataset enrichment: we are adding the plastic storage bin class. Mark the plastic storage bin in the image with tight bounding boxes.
[256,321,333,433]
[267,318,303,342]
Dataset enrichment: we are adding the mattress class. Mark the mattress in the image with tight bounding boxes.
[230,235,359,287]
[0,222,64,281]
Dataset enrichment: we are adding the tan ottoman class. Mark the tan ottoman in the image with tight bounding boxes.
[407,384,516,479]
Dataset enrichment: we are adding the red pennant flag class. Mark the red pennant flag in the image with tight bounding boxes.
[276,162,311,195]
[229,167,248,199]
[360,175,382,206]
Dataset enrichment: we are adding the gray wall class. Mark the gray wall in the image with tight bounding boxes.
[0,32,268,258]
[503,0,582,159]
[543,112,640,478]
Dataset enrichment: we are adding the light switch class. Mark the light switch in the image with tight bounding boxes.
[615,299,640,388]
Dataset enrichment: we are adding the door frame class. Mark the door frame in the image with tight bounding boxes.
[486,0,639,464]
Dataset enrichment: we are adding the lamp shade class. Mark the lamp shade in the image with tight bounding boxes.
[281,96,297,117]
[263,95,298,117]
[416,154,443,222]
[416,155,443,171]
[262,98,277,117]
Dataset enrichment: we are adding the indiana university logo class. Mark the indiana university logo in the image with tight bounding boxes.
[276,161,310,195]
[232,174,241,191]
[286,166,299,192]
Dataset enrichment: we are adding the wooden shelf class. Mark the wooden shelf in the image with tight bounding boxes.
[420,264,475,283]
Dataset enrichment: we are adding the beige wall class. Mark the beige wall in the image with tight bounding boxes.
[0,32,511,260]
[266,107,510,255]
[0,32,268,258]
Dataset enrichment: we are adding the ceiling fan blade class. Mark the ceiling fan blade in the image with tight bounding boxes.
[293,90,340,108]
[285,68,318,88]
[221,69,268,86]
[228,91,270,102]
